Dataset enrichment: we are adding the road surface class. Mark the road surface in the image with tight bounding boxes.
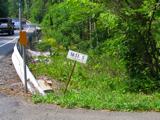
[0,32,18,60]
[0,93,160,120]
[0,28,160,120]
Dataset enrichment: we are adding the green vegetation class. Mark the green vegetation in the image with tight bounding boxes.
[32,91,160,111]
[30,53,160,111]
[30,52,160,111]
[0,0,9,17]
[4,0,160,111]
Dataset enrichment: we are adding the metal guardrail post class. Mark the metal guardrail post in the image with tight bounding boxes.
[19,0,28,93]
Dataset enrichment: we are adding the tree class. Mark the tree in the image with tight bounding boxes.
[42,0,119,51]
[0,0,9,17]
[27,0,160,92]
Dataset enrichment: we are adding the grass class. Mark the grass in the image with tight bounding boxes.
[32,90,160,111]
[29,51,160,111]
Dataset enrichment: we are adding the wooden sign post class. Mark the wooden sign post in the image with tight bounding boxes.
[64,50,88,94]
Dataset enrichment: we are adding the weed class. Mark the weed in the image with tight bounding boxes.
[30,52,160,111]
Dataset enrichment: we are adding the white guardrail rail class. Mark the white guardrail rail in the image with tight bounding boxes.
[12,27,46,95]
[12,44,45,95]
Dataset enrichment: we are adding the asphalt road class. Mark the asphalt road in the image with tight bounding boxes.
[0,28,160,120]
[0,93,160,120]
[0,31,18,60]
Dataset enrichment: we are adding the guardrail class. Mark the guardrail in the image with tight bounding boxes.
[11,26,47,95]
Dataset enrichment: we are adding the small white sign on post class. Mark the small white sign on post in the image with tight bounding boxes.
[67,50,88,64]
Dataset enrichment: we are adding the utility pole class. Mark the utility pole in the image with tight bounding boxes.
[19,0,22,31]
[19,0,28,93]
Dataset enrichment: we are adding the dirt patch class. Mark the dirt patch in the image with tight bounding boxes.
[0,55,32,101]
[37,76,65,94]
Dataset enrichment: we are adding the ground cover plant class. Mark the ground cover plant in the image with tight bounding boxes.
[26,0,160,111]
[30,52,160,111]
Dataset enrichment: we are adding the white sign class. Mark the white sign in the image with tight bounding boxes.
[67,50,88,64]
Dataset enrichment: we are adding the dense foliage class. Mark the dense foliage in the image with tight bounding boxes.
[0,0,9,17]
[29,0,160,93]
[4,0,160,97]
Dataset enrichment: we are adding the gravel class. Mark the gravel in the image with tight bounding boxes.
[0,55,31,97]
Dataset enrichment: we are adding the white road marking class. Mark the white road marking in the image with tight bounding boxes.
[0,26,31,48]
[0,37,14,40]
[0,37,18,48]
[0,40,10,43]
